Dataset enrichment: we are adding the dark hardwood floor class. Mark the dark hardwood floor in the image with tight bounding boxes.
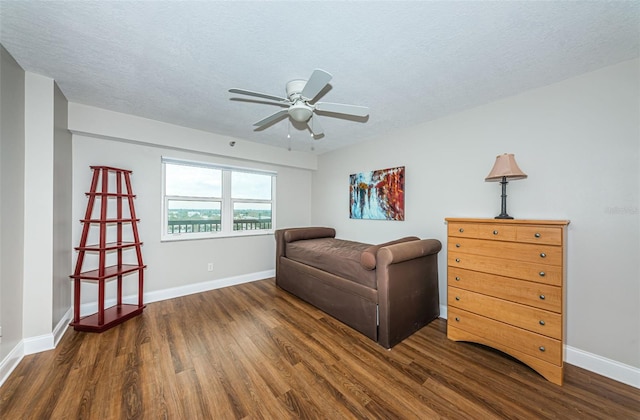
[1,278,638,419]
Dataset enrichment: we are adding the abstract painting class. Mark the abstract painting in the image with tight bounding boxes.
[349,166,405,220]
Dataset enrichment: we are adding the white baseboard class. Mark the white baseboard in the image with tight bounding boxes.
[144,270,274,305]
[53,307,73,346]
[22,307,74,355]
[565,345,640,389]
[0,340,24,387]
[0,308,73,387]
[22,333,54,355]
[438,308,639,389]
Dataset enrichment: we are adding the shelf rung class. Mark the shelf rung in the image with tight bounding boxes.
[85,192,136,198]
[75,241,143,251]
[89,165,133,174]
[70,264,146,281]
[79,218,140,223]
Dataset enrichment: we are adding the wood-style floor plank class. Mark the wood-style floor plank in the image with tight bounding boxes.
[1,278,638,419]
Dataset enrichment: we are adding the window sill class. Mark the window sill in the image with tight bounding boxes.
[160,230,274,242]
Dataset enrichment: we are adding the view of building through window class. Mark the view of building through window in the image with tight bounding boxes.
[231,171,273,231]
[163,159,274,237]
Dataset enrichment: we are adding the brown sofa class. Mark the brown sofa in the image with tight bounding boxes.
[275,227,441,348]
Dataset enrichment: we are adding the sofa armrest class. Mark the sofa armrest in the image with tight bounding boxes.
[360,236,420,270]
[376,238,442,266]
[283,227,336,243]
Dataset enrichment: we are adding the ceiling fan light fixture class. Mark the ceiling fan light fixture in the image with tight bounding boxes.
[288,102,313,122]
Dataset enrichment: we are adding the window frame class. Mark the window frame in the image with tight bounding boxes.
[161,157,276,241]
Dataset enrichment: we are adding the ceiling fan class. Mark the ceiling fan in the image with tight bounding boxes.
[229,69,369,137]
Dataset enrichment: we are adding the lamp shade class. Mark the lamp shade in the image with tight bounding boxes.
[485,153,527,182]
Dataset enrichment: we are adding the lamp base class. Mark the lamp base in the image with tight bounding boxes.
[495,214,514,219]
[494,177,514,220]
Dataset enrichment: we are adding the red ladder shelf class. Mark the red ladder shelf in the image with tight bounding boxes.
[70,166,146,332]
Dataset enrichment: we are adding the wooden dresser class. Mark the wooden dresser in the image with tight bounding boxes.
[445,218,569,385]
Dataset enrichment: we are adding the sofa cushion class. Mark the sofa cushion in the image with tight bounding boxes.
[360,236,421,270]
[286,237,377,289]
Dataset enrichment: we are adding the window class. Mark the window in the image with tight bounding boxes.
[162,158,275,240]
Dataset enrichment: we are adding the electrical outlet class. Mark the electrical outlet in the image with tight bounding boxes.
[207,263,214,272]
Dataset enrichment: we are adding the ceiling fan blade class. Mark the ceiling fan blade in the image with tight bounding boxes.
[301,69,332,101]
[308,114,324,136]
[229,88,288,103]
[253,109,289,127]
[315,102,369,117]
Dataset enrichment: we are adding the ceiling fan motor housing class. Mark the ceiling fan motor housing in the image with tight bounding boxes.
[286,79,308,100]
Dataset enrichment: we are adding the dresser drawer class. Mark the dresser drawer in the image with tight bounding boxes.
[448,252,562,286]
[448,222,478,238]
[474,224,516,241]
[516,226,563,245]
[448,238,563,266]
[448,267,562,312]
[448,307,562,366]
[448,286,562,339]
[448,222,516,241]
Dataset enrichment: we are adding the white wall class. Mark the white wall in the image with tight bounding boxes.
[21,72,72,350]
[69,103,318,171]
[312,60,640,379]
[23,72,55,339]
[52,82,72,329]
[0,45,25,365]
[0,59,72,383]
[69,106,314,305]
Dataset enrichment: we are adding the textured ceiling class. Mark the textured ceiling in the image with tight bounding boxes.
[1,1,638,154]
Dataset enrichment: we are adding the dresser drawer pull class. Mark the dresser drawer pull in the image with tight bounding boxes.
[455,276,460,281]
[493,230,499,235]
[455,296,460,301]
[540,252,546,258]
[459,228,464,233]
[539,320,546,326]
[455,317,460,322]
[539,271,546,277]
[455,258,460,263]
[539,294,546,300]
[535,233,541,238]
[456,243,461,248]
[539,346,546,352]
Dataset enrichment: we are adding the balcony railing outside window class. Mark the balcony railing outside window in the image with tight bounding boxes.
[167,219,272,234]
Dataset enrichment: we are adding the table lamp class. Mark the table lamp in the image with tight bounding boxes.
[485,153,527,219]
